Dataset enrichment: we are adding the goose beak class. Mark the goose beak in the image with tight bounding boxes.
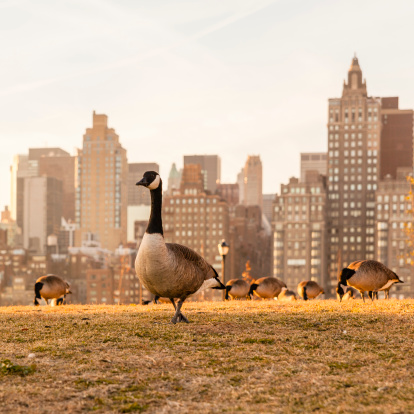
[136,178,149,187]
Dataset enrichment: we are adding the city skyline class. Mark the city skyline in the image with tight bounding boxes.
[2,1,414,210]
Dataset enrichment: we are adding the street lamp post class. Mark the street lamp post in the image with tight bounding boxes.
[217,239,230,301]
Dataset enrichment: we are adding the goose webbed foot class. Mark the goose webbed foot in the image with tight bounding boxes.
[170,299,189,324]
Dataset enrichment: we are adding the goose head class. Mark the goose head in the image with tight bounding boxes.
[336,283,345,302]
[136,171,161,190]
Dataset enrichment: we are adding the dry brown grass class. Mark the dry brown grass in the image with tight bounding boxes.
[0,299,413,413]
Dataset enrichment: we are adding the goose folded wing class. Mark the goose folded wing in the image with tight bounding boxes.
[166,243,215,278]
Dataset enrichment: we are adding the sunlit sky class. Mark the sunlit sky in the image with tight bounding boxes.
[1,0,414,211]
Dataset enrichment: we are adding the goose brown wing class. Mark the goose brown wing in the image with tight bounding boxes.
[166,243,216,279]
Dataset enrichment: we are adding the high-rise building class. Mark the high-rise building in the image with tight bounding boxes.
[127,162,159,206]
[326,57,382,292]
[216,183,239,207]
[380,97,414,180]
[237,169,245,205]
[19,176,62,253]
[375,167,413,298]
[38,152,75,221]
[242,155,263,208]
[184,155,221,194]
[262,194,275,223]
[180,164,205,195]
[300,153,327,183]
[75,112,128,251]
[167,163,182,195]
[273,174,327,291]
[9,154,37,220]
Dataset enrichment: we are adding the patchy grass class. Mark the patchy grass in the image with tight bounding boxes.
[0,300,413,413]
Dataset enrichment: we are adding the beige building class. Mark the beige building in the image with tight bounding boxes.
[184,155,221,194]
[300,153,327,183]
[9,154,37,220]
[273,174,327,291]
[241,155,263,208]
[375,168,414,298]
[18,176,62,253]
[327,57,382,292]
[75,112,127,251]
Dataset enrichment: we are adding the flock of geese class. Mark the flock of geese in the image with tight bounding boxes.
[32,171,405,324]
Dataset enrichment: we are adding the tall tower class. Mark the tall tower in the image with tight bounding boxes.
[75,112,127,251]
[326,57,382,292]
[243,155,263,208]
[183,155,221,194]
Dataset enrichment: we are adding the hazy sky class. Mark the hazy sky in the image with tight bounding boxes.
[1,0,414,211]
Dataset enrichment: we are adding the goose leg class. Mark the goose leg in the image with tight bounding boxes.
[360,291,365,303]
[368,291,374,302]
[171,299,189,324]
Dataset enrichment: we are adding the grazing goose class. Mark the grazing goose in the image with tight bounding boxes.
[277,288,297,301]
[297,281,324,300]
[50,295,66,306]
[134,171,225,324]
[336,260,404,302]
[248,277,284,299]
[34,275,71,306]
[341,287,356,301]
[225,279,251,300]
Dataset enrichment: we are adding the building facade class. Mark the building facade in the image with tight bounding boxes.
[242,155,263,208]
[184,155,221,194]
[18,176,62,253]
[75,112,128,251]
[38,152,75,221]
[216,183,240,207]
[326,57,382,292]
[380,97,414,180]
[300,153,327,183]
[273,174,327,291]
[375,168,414,298]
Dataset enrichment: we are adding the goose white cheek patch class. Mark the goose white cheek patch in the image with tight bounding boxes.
[148,175,160,190]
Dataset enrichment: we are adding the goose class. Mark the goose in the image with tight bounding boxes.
[369,289,392,300]
[297,281,324,300]
[225,279,251,300]
[50,295,66,306]
[134,171,225,324]
[277,288,297,301]
[336,260,404,302]
[248,277,284,299]
[341,287,355,301]
[34,275,71,306]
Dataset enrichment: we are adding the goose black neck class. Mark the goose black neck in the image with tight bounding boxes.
[146,184,163,235]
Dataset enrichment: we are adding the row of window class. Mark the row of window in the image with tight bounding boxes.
[167,198,219,205]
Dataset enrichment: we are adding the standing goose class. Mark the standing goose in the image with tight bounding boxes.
[34,275,71,306]
[248,277,284,299]
[225,279,251,300]
[336,260,404,302]
[297,281,324,300]
[134,171,225,324]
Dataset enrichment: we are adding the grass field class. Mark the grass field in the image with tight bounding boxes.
[0,299,413,413]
